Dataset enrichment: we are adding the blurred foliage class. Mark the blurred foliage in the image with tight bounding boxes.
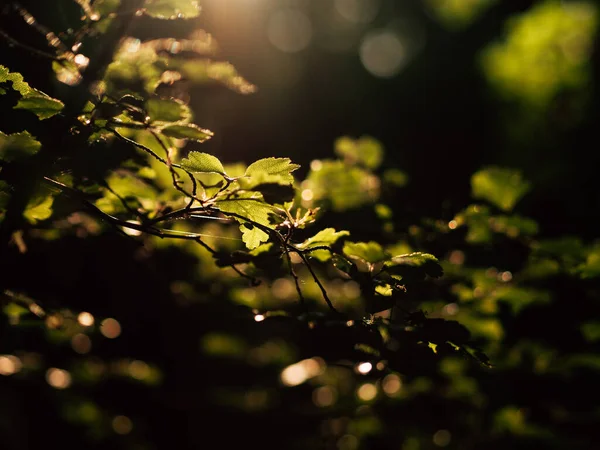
[0,1,599,450]
[425,0,496,29]
[481,0,598,108]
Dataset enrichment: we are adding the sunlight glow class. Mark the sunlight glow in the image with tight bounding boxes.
[74,54,90,69]
[78,312,95,327]
[335,0,381,24]
[100,318,122,339]
[356,362,373,374]
[46,368,72,389]
[268,9,312,53]
[360,30,407,78]
[129,360,151,380]
[280,357,325,387]
[0,355,22,376]
[313,385,337,407]
[71,333,92,354]
[357,382,378,401]
[382,373,402,395]
[123,220,142,236]
[443,303,459,316]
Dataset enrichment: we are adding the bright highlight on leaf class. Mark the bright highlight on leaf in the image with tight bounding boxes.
[298,228,350,250]
[245,157,300,185]
[181,152,226,175]
[217,196,277,249]
[161,124,213,142]
[0,65,64,119]
[143,0,201,20]
[384,252,444,281]
[344,241,389,264]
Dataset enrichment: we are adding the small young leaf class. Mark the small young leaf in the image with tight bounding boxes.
[0,131,41,162]
[161,124,213,142]
[240,223,269,250]
[181,151,226,175]
[245,157,300,184]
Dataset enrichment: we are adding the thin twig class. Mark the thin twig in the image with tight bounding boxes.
[296,251,337,313]
[149,129,199,206]
[109,128,167,164]
[0,27,61,61]
[282,242,305,306]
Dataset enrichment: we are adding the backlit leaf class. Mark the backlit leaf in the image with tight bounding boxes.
[161,124,213,142]
[0,131,41,162]
[146,97,192,123]
[344,241,389,264]
[15,92,64,119]
[217,196,277,249]
[245,158,300,185]
[297,228,349,250]
[181,152,226,175]
[384,252,443,281]
[24,195,54,223]
[143,0,201,19]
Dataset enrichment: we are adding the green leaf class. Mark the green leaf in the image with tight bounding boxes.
[0,65,31,95]
[161,124,213,142]
[384,252,443,281]
[146,97,192,123]
[245,158,300,185]
[181,152,226,175]
[344,241,389,264]
[24,195,54,223]
[15,92,64,120]
[217,196,277,249]
[252,183,295,204]
[176,59,257,94]
[298,228,349,250]
[298,228,349,262]
[0,66,64,119]
[239,223,269,250]
[143,0,201,19]
[471,167,530,212]
[0,131,41,162]
[334,136,383,169]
